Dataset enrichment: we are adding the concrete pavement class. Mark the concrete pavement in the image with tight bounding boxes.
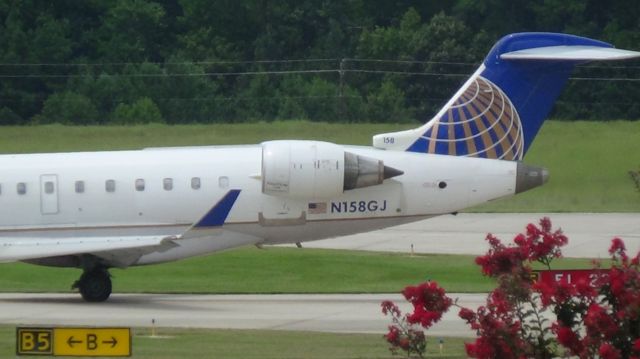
[0,293,483,336]
[294,213,640,258]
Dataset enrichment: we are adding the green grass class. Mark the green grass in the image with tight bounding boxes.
[0,122,414,153]
[0,120,638,212]
[0,247,602,295]
[472,120,640,212]
[0,326,469,359]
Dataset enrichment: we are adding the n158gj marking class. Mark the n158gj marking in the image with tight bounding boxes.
[331,200,388,213]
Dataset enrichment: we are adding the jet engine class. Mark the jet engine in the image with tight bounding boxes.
[261,140,403,199]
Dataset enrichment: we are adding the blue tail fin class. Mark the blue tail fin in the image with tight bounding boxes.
[373,32,640,159]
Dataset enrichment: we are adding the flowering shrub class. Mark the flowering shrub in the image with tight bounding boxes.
[461,218,567,359]
[539,237,640,359]
[381,282,451,357]
[382,217,640,358]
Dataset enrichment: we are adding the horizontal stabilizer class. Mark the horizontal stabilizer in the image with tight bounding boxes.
[501,45,640,61]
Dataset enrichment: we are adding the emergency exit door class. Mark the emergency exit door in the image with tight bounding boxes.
[40,174,59,214]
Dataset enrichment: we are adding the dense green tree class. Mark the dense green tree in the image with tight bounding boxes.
[365,79,410,122]
[0,0,639,124]
[235,75,279,122]
[0,106,22,125]
[0,3,73,120]
[159,58,219,123]
[34,91,99,125]
[95,0,168,62]
[304,77,340,122]
[276,75,309,120]
[111,97,164,124]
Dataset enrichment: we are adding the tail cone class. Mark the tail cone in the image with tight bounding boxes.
[515,163,549,194]
[383,166,404,180]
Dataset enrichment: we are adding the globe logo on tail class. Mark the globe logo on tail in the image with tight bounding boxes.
[419,75,524,160]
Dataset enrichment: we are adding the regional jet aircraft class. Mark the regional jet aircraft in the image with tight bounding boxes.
[1,33,638,301]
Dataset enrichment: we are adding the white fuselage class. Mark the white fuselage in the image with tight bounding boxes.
[0,143,517,266]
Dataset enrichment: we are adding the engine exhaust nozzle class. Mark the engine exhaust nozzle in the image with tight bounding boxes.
[344,152,403,190]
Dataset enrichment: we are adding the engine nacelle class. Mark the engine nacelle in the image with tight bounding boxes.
[261,140,403,199]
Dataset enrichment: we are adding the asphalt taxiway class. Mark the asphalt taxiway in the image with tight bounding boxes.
[0,293,482,336]
[2,213,638,336]
[295,213,640,258]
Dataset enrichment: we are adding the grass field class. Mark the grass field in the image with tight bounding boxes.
[476,120,640,212]
[0,326,470,359]
[0,247,601,295]
[0,120,638,212]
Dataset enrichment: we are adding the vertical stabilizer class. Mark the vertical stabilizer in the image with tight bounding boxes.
[373,32,640,159]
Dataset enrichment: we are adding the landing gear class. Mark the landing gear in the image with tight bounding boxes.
[73,268,112,302]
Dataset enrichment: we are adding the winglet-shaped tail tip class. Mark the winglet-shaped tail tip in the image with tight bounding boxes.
[193,190,241,228]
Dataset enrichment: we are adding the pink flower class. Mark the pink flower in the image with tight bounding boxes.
[609,237,628,262]
[402,281,451,329]
[574,277,597,298]
[385,325,400,343]
[459,307,476,323]
[539,217,552,232]
[475,246,525,276]
[526,223,540,237]
[610,237,626,255]
[554,324,583,354]
[398,337,410,350]
[585,304,618,339]
[532,280,554,307]
[465,338,495,359]
[598,343,622,359]
[553,278,577,303]
[381,300,400,317]
[632,252,640,266]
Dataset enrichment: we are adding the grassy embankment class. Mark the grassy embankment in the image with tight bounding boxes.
[0,246,604,294]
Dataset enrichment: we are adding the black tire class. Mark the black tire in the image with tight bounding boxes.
[78,269,112,302]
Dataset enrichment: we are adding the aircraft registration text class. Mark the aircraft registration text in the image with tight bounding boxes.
[331,200,387,213]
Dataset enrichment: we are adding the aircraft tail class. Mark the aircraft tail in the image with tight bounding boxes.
[373,32,640,159]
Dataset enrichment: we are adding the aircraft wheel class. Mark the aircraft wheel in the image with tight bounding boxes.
[76,269,112,302]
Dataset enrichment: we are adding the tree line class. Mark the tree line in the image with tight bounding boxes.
[1,0,639,125]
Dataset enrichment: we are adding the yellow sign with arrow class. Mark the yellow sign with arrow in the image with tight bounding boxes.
[17,327,131,357]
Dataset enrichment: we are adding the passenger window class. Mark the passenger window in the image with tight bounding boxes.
[105,179,116,193]
[135,179,145,191]
[191,177,201,190]
[163,178,173,191]
[75,181,85,193]
[44,181,55,194]
[218,176,229,188]
[17,182,26,195]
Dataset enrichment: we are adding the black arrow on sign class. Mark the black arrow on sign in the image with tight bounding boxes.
[67,336,82,347]
[102,337,118,348]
